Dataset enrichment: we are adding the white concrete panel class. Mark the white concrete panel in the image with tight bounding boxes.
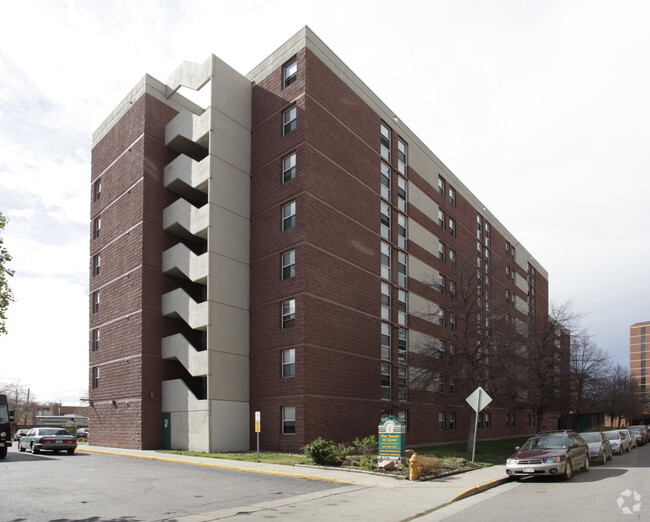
[409,293,439,325]
[162,334,209,376]
[409,330,438,355]
[209,109,251,174]
[162,379,210,452]
[162,243,209,284]
[165,154,210,193]
[209,156,251,220]
[516,271,528,295]
[162,288,209,330]
[211,400,250,452]
[208,303,249,356]
[208,253,249,310]
[208,351,249,401]
[409,220,439,258]
[208,205,250,264]
[163,198,209,239]
[210,55,252,132]
[409,255,436,286]
[409,184,439,223]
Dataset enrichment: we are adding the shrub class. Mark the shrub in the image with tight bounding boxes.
[302,437,346,466]
[419,456,440,475]
[352,435,378,457]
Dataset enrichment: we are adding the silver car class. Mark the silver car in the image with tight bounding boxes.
[18,427,77,455]
[620,429,637,449]
[604,430,627,455]
[581,431,612,464]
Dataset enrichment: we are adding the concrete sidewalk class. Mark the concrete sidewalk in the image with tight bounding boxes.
[80,445,510,521]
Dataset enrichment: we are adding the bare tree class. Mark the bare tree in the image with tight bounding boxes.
[0,211,14,335]
[569,332,610,425]
[0,379,33,424]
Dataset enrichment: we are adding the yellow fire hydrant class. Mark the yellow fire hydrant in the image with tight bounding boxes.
[409,452,422,480]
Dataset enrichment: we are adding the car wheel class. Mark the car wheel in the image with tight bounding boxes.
[67,449,75,455]
[583,456,590,472]
[563,460,573,481]
[31,443,39,454]
[19,444,26,452]
[0,447,6,459]
[619,446,624,455]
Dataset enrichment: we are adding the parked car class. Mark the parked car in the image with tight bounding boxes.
[620,429,637,449]
[629,426,645,446]
[77,428,89,439]
[630,425,649,443]
[604,430,628,455]
[18,427,77,455]
[580,431,612,464]
[13,428,30,441]
[506,432,589,481]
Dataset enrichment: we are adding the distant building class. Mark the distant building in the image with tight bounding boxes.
[630,321,650,406]
[89,27,561,452]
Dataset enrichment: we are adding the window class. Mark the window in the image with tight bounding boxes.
[93,292,100,313]
[94,254,101,276]
[527,414,532,427]
[478,412,483,429]
[281,299,295,328]
[449,376,456,394]
[398,328,408,363]
[397,214,407,250]
[438,176,446,196]
[435,373,445,393]
[381,363,391,400]
[92,366,100,389]
[449,248,456,267]
[438,412,446,430]
[397,409,408,429]
[506,413,511,427]
[397,251,407,287]
[449,217,456,237]
[93,329,100,351]
[477,215,483,241]
[485,412,491,428]
[438,273,446,294]
[282,201,296,230]
[450,314,456,332]
[438,209,446,229]
[380,123,391,161]
[485,222,491,247]
[437,307,446,327]
[397,176,407,212]
[449,412,457,431]
[282,406,296,434]
[381,282,391,320]
[449,281,456,300]
[94,217,101,238]
[381,322,391,360]
[438,241,446,261]
[94,179,102,201]
[283,153,296,182]
[283,59,297,87]
[380,202,391,239]
[398,366,408,401]
[512,413,516,427]
[282,250,295,280]
[380,162,391,200]
[398,290,408,325]
[282,348,295,378]
[449,187,456,206]
[381,241,391,280]
[283,106,297,135]
[397,139,407,174]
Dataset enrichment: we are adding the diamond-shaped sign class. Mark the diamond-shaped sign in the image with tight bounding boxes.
[466,386,492,413]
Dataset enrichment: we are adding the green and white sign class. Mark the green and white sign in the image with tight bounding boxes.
[378,416,405,458]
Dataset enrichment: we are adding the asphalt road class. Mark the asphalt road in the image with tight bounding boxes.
[0,445,342,521]
[434,442,650,521]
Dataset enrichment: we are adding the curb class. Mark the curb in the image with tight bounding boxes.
[448,476,511,502]
[79,446,361,485]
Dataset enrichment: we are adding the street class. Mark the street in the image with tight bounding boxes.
[435,443,650,521]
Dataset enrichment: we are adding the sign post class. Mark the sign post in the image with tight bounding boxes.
[255,411,261,460]
[465,386,492,463]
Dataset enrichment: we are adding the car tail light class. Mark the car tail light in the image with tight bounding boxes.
[64,440,74,444]
[41,439,55,444]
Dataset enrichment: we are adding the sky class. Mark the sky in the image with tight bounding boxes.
[0,0,648,405]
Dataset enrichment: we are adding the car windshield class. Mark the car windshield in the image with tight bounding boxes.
[604,431,620,440]
[581,433,601,443]
[630,428,641,434]
[520,436,566,450]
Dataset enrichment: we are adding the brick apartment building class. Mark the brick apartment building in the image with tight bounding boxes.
[89,27,564,452]
[631,321,650,409]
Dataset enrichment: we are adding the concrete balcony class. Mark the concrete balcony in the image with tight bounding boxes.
[164,154,210,198]
[162,334,209,377]
[162,288,208,330]
[162,243,208,284]
[165,109,210,161]
[163,198,209,240]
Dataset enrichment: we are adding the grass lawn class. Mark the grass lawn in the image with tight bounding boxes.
[160,435,531,469]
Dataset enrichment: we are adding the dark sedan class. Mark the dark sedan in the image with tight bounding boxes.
[18,427,77,455]
[505,432,589,480]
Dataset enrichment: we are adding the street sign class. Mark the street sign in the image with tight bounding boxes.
[465,386,492,412]
[378,416,406,459]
